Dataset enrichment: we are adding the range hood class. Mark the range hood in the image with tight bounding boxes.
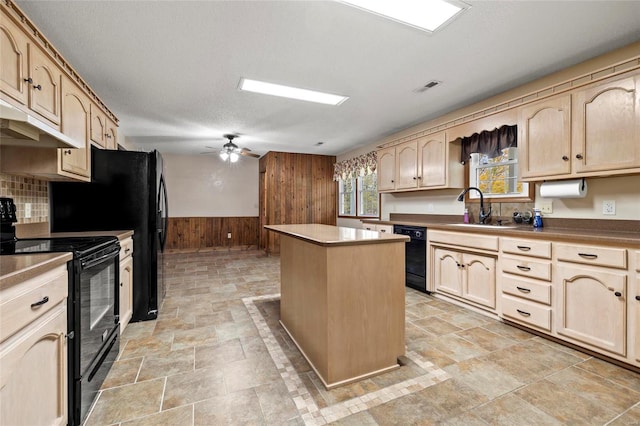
[0,99,83,149]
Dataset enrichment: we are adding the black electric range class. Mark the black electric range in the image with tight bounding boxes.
[0,236,117,256]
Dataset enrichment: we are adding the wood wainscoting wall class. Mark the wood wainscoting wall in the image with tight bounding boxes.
[259,151,337,254]
[165,217,259,251]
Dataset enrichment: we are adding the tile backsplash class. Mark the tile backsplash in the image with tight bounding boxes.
[0,173,48,223]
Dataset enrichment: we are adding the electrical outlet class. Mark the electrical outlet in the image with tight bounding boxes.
[602,200,616,215]
[539,201,553,214]
[24,203,31,218]
[227,232,232,239]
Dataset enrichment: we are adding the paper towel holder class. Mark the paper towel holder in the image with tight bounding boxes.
[540,178,588,199]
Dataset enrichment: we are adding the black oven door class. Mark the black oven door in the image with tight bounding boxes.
[71,244,120,425]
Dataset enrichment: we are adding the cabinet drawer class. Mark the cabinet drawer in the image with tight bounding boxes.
[501,275,551,305]
[501,295,551,331]
[501,256,551,281]
[555,243,626,269]
[376,225,393,234]
[428,230,498,251]
[635,251,639,272]
[501,238,551,259]
[0,266,68,342]
[119,237,133,260]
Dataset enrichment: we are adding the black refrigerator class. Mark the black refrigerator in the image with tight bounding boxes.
[50,146,168,322]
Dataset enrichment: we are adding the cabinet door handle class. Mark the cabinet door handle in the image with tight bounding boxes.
[124,248,131,254]
[516,309,531,317]
[578,253,598,259]
[562,155,569,161]
[24,77,33,84]
[516,286,531,293]
[33,84,42,90]
[516,265,531,272]
[576,154,583,159]
[516,245,531,251]
[614,291,622,297]
[63,149,72,155]
[31,296,49,308]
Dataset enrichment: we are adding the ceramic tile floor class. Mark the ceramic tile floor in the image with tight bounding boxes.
[84,250,640,425]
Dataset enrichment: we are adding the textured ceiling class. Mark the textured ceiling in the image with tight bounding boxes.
[16,1,640,157]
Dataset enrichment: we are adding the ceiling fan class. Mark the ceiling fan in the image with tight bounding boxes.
[202,134,260,162]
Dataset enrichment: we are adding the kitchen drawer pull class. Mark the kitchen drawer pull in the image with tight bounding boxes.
[578,253,598,259]
[379,229,386,233]
[516,309,531,317]
[516,286,531,293]
[516,265,531,272]
[125,248,131,253]
[516,245,531,251]
[31,296,49,308]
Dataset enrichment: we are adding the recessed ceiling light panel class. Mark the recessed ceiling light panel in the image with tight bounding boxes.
[340,0,468,33]
[238,78,349,106]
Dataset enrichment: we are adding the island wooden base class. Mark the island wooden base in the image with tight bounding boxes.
[278,232,405,389]
[279,319,400,389]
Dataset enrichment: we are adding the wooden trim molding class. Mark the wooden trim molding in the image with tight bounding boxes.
[165,217,259,251]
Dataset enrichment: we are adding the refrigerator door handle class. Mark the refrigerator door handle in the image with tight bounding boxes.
[158,174,168,251]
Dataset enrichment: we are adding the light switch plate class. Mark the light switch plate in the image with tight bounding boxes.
[602,200,616,215]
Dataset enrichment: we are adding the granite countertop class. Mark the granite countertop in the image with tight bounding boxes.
[0,252,73,290]
[265,224,409,246]
[361,215,640,247]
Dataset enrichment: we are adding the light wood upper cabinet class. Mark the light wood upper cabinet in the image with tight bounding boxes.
[519,94,572,179]
[105,117,118,150]
[0,9,61,127]
[28,44,61,126]
[572,75,640,174]
[90,103,107,148]
[0,10,28,106]
[60,75,90,179]
[377,146,396,191]
[396,140,418,189]
[418,132,446,187]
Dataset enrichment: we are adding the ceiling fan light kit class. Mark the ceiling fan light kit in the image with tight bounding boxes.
[213,134,260,163]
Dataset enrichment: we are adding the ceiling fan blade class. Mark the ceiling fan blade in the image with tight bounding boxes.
[240,151,260,158]
[204,146,218,150]
[199,151,216,155]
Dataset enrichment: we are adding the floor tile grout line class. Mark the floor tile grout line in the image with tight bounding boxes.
[573,361,640,396]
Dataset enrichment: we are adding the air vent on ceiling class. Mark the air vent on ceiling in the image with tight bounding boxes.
[413,80,441,93]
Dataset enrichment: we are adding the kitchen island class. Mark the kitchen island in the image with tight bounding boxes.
[264,224,409,389]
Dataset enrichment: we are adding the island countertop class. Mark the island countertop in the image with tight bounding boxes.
[264,223,410,246]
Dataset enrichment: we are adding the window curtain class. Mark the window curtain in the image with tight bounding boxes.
[333,151,377,181]
[460,124,517,163]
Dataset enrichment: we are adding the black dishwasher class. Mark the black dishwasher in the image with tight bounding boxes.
[393,225,428,293]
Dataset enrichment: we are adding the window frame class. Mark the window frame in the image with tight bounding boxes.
[337,173,381,219]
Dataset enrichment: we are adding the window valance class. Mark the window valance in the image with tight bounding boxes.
[460,124,517,163]
[333,151,377,181]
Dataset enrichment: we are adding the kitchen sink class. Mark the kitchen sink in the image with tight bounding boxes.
[448,223,518,229]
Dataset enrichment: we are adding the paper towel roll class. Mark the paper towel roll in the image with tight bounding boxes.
[539,179,587,198]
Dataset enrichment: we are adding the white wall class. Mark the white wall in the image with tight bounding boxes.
[163,153,259,217]
[536,176,640,220]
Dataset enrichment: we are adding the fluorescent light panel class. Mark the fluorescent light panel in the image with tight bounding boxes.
[239,78,348,106]
[341,0,465,32]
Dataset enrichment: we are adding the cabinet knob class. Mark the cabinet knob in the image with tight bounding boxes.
[636,295,640,301]
[391,180,394,183]
[562,156,569,161]
[576,154,583,159]
[614,291,622,297]
[63,149,72,155]
[23,77,33,84]
[413,177,417,180]
[33,84,42,91]
[120,282,123,287]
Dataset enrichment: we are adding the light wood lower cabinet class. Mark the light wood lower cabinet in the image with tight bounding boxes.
[119,237,134,333]
[634,251,639,364]
[431,242,496,310]
[0,265,68,426]
[361,223,393,234]
[556,264,627,356]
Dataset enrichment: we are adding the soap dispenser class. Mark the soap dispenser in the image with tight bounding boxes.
[533,208,543,229]
[463,208,470,224]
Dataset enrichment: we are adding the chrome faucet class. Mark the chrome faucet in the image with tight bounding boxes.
[456,187,492,224]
